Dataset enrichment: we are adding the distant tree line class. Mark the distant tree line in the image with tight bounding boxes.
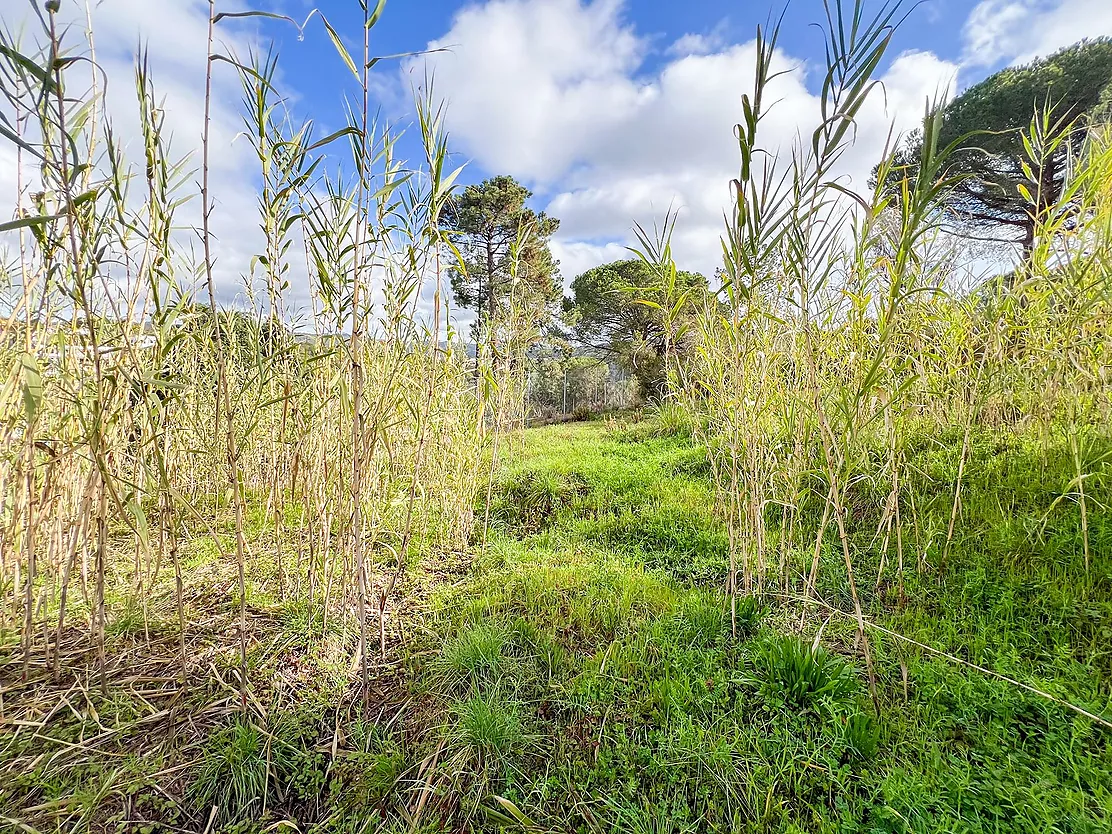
[446,41,1112,412]
[440,176,709,411]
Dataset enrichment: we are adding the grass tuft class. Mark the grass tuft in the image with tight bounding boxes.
[754,634,858,712]
[448,693,527,767]
[189,719,270,823]
[436,622,511,691]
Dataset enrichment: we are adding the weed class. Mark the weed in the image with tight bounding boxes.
[664,589,753,648]
[448,693,527,768]
[840,711,881,762]
[488,470,588,535]
[435,622,511,691]
[328,744,406,812]
[190,719,270,823]
[754,635,858,712]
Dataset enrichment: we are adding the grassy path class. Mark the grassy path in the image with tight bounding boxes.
[406,417,1112,833]
[3,417,1109,833]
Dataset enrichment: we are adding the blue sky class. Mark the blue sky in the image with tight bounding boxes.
[272,0,969,184]
[276,0,965,100]
[264,0,1112,287]
[3,0,1111,314]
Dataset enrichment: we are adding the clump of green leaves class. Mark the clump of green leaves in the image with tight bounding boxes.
[190,719,270,823]
[840,711,881,762]
[448,693,527,768]
[488,470,587,535]
[754,635,858,711]
[328,743,406,812]
[436,622,511,691]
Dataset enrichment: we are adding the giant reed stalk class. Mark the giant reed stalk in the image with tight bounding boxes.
[0,0,482,720]
[674,0,1112,716]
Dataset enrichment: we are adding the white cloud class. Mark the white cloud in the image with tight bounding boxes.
[0,0,286,310]
[667,23,729,59]
[963,0,1112,66]
[416,0,644,185]
[550,239,630,284]
[415,0,958,282]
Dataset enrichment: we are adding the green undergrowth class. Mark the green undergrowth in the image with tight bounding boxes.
[8,415,1110,832]
[403,416,1112,833]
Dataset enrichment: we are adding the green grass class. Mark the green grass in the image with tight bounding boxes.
[403,417,1112,833]
[189,719,271,824]
[5,415,1109,833]
[448,692,529,766]
[434,622,512,691]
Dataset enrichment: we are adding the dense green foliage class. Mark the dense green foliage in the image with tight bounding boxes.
[565,259,707,400]
[443,175,562,338]
[886,39,1112,256]
[6,416,1109,831]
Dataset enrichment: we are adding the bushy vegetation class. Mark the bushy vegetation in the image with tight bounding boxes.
[402,422,1111,832]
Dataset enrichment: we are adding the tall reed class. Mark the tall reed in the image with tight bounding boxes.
[653,0,1112,708]
[0,0,487,712]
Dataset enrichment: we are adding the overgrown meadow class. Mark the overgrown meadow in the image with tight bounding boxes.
[1,1,1110,832]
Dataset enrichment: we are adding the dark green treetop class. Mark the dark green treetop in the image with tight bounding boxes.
[883,39,1112,261]
[565,258,706,400]
[441,175,561,337]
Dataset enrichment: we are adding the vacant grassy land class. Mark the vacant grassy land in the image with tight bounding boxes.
[414,417,1112,833]
[4,2,1112,832]
[5,414,1108,833]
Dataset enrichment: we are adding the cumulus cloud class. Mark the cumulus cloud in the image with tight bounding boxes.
[416,0,644,185]
[667,23,730,59]
[416,0,958,282]
[549,239,631,286]
[0,0,279,310]
[963,0,1112,67]
[5,0,1104,330]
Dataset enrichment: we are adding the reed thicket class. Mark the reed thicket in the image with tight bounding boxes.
[1,1,1110,829]
[2,0,1109,735]
[645,3,1112,705]
[0,2,508,703]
